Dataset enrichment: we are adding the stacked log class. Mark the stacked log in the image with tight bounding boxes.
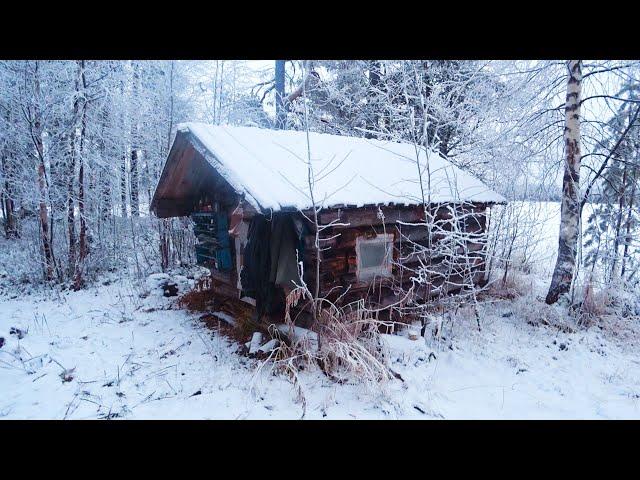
[298,203,489,307]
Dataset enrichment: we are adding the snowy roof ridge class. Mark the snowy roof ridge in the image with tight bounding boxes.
[177,122,506,212]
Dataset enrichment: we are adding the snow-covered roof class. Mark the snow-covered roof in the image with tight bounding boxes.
[176,123,506,212]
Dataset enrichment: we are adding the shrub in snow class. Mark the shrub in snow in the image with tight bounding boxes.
[484,270,528,300]
[574,281,612,327]
[261,286,395,393]
[515,296,575,333]
[570,280,640,329]
[0,235,45,294]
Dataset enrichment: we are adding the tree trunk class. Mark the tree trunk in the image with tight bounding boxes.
[37,149,54,281]
[217,61,225,124]
[130,148,139,217]
[130,62,140,217]
[1,154,18,238]
[620,170,636,279]
[546,60,583,305]
[120,151,128,218]
[438,127,452,158]
[286,68,319,104]
[66,60,89,277]
[160,219,170,272]
[73,60,88,290]
[32,61,55,281]
[74,146,86,290]
[159,61,175,272]
[2,100,18,239]
[65,130,76,276]
[610,163,627,280]
[275,60,287,129]
[116,72,128,219]
[98,105,111,223]
[365,61,382,139]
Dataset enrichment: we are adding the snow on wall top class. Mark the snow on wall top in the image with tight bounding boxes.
[178,122,506,212]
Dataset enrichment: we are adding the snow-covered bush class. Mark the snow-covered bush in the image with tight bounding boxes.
[0,233,45,295]
[571,279,640,327]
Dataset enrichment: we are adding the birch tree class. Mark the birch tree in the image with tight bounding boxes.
[129,61,141,218]
[545,60,583,305]
[27,61,57,281]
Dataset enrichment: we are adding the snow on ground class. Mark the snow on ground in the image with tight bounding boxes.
[1,276,639,419]
[1,201,637,419]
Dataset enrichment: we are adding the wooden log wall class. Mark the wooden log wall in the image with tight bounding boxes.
[299,203,490,307]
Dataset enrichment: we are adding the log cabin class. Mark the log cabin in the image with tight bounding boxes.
[151,124,506,322]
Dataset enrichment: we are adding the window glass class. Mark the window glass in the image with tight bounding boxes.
[356,234,393,280]
[360,242,388,269]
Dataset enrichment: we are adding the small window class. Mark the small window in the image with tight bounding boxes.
[356,233,394,281]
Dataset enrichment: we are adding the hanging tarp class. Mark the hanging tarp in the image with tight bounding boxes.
[241,215,275,318]
[269,215,302,289]
[240,213,304,319]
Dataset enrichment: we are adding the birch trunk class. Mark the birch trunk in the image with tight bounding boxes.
[130,148,139,217]
[98,105,111,223]
[120,151,127,218]
[36,137,54,281]
[119,75,128,218]
[130,62,140,218]
[545,60,582,304]
[32,61,55,281]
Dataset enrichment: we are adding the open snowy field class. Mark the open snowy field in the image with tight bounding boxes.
[1,201,639,420]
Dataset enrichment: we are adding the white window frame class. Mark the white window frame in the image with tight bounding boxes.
[355,233,394,282]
